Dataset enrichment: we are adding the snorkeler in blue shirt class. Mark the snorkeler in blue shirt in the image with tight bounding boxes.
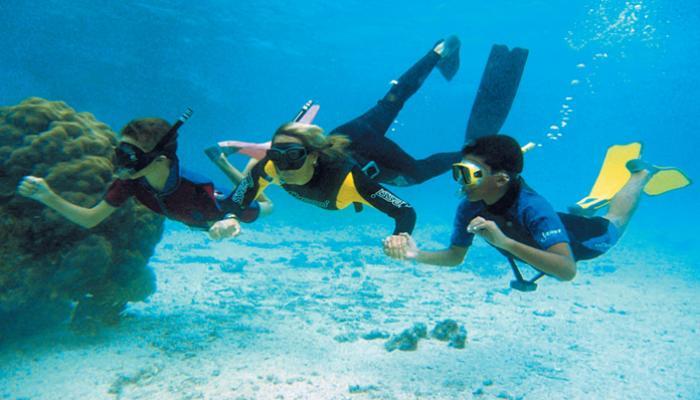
[383,134,690,289]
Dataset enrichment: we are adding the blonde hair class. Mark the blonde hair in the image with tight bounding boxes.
[273,122,351,163]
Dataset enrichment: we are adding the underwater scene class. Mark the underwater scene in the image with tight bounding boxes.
[1,1,698,399]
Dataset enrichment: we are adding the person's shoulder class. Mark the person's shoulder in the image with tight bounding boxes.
[516,182,560,222]
[518,183,555,210]
[324,156,354,171]
[348,161,369,177]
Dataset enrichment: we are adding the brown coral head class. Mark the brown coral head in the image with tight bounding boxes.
[0,98,163,327]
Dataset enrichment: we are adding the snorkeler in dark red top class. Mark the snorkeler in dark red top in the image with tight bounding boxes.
[18,110,272,239]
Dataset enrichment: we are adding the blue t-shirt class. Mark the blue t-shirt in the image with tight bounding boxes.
[450,184,570,251]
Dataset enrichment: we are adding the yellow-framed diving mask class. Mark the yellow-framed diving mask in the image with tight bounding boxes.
[451,161,485,187]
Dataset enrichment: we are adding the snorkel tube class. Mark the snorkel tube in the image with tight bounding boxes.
[292,100,320,124]
[152,107,193,156]
[293,100,314,122]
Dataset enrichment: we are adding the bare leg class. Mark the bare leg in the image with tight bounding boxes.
[603,170,651,234]
[211,152,245,184]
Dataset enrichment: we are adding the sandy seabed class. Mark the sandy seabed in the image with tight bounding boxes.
[1,223,698,400]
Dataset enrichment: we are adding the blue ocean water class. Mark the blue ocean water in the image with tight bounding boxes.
[1,1,699,398]
[1,1,698,231]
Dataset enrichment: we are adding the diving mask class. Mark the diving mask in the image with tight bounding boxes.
[115,142,156,175]
[452,161,485,187]
[267,143,308,170]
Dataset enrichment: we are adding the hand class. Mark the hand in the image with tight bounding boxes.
[383,232,418,260]
[208,217,241,240]
[17,176,53,203]
[467,216,510,249]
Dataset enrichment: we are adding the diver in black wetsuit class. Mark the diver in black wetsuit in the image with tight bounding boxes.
[209,37,529,190]
[226,122,417,236]
[330,36,463,187]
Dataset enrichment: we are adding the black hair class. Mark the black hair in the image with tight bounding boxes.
[461,135,523,175]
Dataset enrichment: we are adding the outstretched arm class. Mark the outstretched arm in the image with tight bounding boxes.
[17,176,116,228]
[414,245,467,266]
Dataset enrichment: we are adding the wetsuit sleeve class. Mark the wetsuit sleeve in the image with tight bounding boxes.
[103,179,134,207]
[221,159,273,221]
[349,167,416,235]
[522,195,570,249]
[449,199,478,248]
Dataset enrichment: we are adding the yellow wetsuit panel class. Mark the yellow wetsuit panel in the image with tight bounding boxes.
[262,160,279,183]
[336,172,371,209]
[254,160,278,196]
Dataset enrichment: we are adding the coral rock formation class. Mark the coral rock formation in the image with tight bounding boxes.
[0,98,164,331]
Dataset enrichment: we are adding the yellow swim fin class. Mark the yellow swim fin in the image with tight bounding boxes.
[570,142,642,215]
[643,166,692,195]
[626,159,692,195]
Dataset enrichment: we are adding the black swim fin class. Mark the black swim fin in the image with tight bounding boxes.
[437,35,461,81]
[465,45,529,141]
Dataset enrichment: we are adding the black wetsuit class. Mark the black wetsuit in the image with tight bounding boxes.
[227,157,416,234]
[330,50,461,187]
